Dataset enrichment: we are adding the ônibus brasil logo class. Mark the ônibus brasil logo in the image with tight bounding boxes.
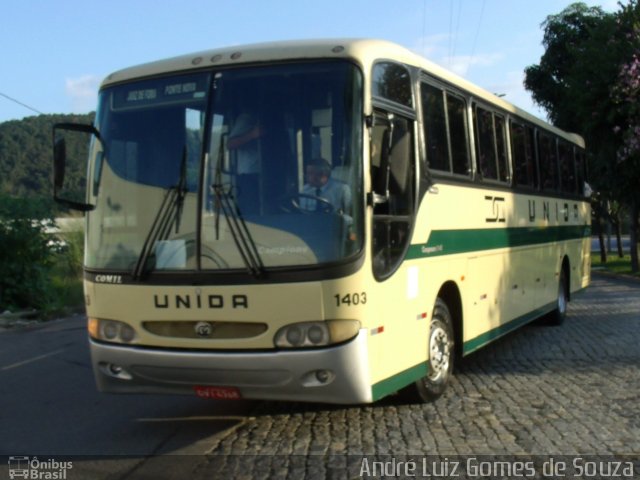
[8,456,73,479]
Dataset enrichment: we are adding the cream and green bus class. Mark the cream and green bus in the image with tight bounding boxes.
[53,39,590,404]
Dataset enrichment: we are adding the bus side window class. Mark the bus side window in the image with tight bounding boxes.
[511,122,537,189]
[370,111,415,279]
[386,116,414,215]
[421,83,449,172]
[447,94,470,176]
[511,122,527,186]
[494,115,509,182]
[473,106,510,184]
[538,132,559,192]
[421,82,470,177]
[475,107,497,180]
[526,126,538,189]
[370,61,416,279]
[558,141,576,194]
[372,63,413,108]
[575,149,587,196]
[370,121,389,195]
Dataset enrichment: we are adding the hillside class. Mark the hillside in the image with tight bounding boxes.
[0,113,95,199]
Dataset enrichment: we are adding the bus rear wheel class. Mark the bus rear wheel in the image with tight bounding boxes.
[414,298,455,402]
[548,268,568,325]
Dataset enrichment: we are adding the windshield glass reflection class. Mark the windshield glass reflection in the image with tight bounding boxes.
[86,61,363,274]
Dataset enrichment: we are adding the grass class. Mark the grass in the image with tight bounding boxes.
[49,258,84,312]
[591,252,640,278]
[45,230,85,317]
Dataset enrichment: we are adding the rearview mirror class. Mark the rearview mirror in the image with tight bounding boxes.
[53,137,66,190]
[52,122,102,212]
[369,111,394,205]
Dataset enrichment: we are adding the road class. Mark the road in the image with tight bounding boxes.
[0,314,255,478]
[1,274,638,479]
[591,235,632,253]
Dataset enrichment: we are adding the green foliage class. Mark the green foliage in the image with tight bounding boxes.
[0,113,94,202]
[0,194,85,312]
[524,1,640,272]
[0,194,56,310]
[612,2,640,169]
[49,230,85,312]
[592,254,640,277]
[0,113,94,311]
[59,229,84,278]
[524,2,640,199]
[524,3,610,130]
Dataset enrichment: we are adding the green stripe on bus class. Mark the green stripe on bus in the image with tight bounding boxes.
[406,225,591,260]
[372,301,563,399]
[371,362,428,401]
[462,302,556,355]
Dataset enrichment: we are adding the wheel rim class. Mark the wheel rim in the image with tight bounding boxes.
[558,281,567,314]
[428,324,451,382]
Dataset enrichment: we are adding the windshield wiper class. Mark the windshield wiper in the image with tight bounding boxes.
[211,183,264,278]
[132,147,188,280]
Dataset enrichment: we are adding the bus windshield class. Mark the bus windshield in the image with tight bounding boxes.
[86,61,364,274]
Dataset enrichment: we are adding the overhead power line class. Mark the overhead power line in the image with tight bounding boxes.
[451,0,464,61]
[422,0,428,56]
[0,91,43,115]
[466,0,486,75]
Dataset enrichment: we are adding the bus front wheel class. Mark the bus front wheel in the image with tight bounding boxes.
[414,298,455,402]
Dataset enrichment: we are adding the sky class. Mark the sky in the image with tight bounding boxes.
[0,0,620,125]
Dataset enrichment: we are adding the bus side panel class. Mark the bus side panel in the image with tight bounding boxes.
[466,254,503,343]
[365,260,431,397]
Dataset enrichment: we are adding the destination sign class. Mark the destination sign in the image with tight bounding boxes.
[112,73,209,110]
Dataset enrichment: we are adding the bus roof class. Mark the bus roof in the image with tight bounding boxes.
[101,38,584,147]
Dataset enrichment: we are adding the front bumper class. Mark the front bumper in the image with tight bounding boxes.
[90,329,372,404]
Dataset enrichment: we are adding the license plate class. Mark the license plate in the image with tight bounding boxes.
[193,385,242,400]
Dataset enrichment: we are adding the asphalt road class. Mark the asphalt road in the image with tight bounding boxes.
[591,235,631,253]
[1,273,638,479]
[0,313,256,479]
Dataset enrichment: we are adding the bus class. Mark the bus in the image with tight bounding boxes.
[53,39,590,404]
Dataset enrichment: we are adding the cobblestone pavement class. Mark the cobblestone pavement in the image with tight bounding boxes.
[194,274,639,478]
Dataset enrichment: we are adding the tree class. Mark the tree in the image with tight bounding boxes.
[0,113,94,202]
[611,1,640,271]
[0,195,55,310]
[524,3,611,130]
[524,1,640,272]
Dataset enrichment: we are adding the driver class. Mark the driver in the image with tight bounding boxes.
[300,158,351,216]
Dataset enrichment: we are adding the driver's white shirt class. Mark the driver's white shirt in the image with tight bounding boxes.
[300,178,351,214]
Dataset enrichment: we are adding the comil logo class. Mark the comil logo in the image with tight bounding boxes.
[194,321,213,337]
[8,456,73,479]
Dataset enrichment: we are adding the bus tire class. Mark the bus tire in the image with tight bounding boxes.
[549,268,568,326]
[414,298,455,402]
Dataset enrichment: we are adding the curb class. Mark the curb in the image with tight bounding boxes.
[0,307,85,331]
[0,310,39,329]
[591,268,640,283]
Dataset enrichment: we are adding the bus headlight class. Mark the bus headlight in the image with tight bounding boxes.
[274,320,360,348]
[88,318,138,344]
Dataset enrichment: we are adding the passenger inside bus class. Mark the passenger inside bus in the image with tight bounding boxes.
[227,113,264,214]
[228,113,263,174]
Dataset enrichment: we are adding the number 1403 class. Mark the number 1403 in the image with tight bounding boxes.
[334,292,367,307]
